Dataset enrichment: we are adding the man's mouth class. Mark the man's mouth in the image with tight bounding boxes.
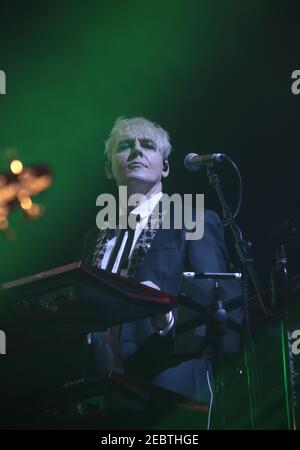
[128,162,147,168]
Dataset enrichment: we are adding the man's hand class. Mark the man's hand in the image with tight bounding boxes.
[141,280,174,334]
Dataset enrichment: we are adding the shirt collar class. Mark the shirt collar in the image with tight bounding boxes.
[119,192,162,220]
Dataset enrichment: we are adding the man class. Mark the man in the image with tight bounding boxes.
[82,116,242,403]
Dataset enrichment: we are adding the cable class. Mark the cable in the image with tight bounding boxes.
[222,154,243,221]
[206,369,214,430]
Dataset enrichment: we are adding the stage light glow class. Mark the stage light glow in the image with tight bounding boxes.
[20,197,32,210]
[10,160,23,175]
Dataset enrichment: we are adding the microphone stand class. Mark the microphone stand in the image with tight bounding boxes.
[206,164,268,429]
[210,279,228,429]
[270,221,297,429]
[180,271,243,429]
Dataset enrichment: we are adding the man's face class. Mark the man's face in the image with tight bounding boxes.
[107,126,168,190]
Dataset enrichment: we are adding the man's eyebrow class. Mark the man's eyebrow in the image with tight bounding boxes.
[117,138,134,144]
[140,138,156,144]
[116,137,157,147]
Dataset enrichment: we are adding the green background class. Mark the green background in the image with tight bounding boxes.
[0,0,299,286]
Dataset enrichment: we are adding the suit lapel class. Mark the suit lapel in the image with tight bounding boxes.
[91,228,115,268]
[127,202,164,278]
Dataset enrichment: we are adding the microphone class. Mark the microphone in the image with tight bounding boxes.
[184,152,226,171]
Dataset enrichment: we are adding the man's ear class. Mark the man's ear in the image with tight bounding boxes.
[104,160,114,180]
[162,160,169,178]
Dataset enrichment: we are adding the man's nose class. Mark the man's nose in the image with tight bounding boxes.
[130,139,143,157]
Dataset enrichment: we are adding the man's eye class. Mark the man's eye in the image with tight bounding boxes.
[142,141,156,150]
[117,142,131,151]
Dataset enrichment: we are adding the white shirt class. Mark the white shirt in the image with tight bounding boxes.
[100,192,162,276]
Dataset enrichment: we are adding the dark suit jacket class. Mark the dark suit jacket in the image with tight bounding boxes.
[81,208,242,402]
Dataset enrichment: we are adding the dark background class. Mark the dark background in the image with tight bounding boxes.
[0,0,299,289]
